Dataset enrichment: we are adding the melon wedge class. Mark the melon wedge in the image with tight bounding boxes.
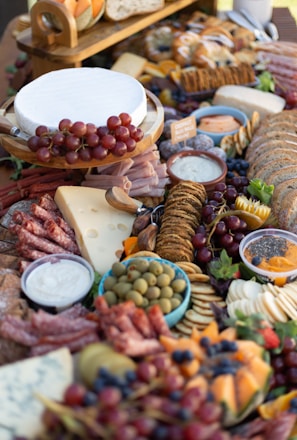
[246,355,272,390]
[210,374,237,417]
[235,340,265,361]
[235,367,261,414]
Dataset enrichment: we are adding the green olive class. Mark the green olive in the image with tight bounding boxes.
[171,278,187,293]
[112,262,127,277]
[113,282,133,298]
[157,273,171,288]
[141,297,149,308]
[142,272,157,286]
[131,258,150,273]
[149,260,163,276]
[160,286,174,298]
[159,298,172,314]
[127,269,141,282]
[103,290,118,306]
[170,297,181,310]
[118,274,128,283]
[103,276,117,290]
[173,293,184,302]
[162,264,176,281]
[133,278,148,295]
[126,290,143,307]
[145,286,161,300]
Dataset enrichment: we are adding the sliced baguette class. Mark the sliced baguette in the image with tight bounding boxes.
[104,0,164,21]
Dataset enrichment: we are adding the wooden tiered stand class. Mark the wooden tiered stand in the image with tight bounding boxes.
[16,0,217,79]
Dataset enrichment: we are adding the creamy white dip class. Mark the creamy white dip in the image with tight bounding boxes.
[170,155,223,182]
[25,259,92,307]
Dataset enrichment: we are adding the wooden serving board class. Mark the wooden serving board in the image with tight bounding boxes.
[0,90,164,169]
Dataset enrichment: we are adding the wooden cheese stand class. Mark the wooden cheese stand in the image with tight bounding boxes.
[16,0,217,79]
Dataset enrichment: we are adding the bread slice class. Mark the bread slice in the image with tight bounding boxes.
[104,0,164,21]
[272,178,297,217]
[254,121,297,137]
[278,189,297,233]
[266,166,297,186]
[248,148,297,177]
[246,131,297,160]
[111,52,148,78]
[251,160,297,184]
[245,139,297,164]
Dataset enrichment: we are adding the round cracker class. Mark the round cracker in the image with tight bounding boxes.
[190,282,216,294]
[262,291,288,323]
[188,273,210,283]
[185,309,214,324]
[174,321,193,335]
[275,295,297,320]
[192,305,214,316]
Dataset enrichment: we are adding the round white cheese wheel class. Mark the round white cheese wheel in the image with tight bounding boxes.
[14,67,147,136]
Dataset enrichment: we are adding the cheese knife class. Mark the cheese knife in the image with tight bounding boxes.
[0,116,30,141]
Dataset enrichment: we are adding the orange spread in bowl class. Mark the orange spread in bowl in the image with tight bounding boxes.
[198,115,241,133]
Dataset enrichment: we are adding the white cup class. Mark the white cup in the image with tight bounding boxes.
[232,0,273,26]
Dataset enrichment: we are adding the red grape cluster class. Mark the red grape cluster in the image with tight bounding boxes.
[42,351,231,440]
[269,336,297,392]
[27,113,144,164]
[192,177,250,265]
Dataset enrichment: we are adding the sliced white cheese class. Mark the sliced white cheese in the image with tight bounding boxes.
[54,186,135,274]
[213,85,286,120]
[14,67,147,136]
[0,347,73,440]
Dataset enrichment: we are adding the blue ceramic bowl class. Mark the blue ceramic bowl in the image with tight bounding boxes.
[191,105,248,145]
[98,257,191,328]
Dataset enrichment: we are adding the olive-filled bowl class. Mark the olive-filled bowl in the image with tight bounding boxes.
[191,105,248,145]
[98,257,191,328]
[21,253,95,310]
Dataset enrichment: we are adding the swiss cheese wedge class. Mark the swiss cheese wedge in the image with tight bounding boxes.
[54,186,135,274]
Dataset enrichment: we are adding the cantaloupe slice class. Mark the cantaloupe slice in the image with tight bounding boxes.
[199,320,220,343]
[218,327,237,342]
[74,0,91,17]
[246,355,272,390]
[159,335,205,361]
[235,367,260,414]
[56,0,77,15]
[235,340,264,361]
[91,0,104,18]
[210,374,237,416]
[258,390,297,420]
[180,358,200,378]
[186,374,208,395]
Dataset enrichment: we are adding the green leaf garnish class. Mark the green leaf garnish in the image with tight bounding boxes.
[247,178,274,205]
[208,249,239,281]
[256,71,275,93]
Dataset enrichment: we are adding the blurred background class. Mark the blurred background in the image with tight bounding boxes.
[0,0,296,38]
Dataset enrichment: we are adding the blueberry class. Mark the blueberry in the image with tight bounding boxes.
[239,169,247,176]
[153,425,170,439]
[125,370,137,383]
[290,397,297,408]
[177,407,192,421]
[93,377,105,393]
[172,349,185,364]
[83,391,98,406]
[227,171,234,179]
[252,256,262,266]
[169,390,182,401]
[200,336,211,348]
[227,341,238,352]
[207,346,218,357]
[183,349,194,362]
[219,357,232,367]
[121,386,133,398]
[241,160,250,169]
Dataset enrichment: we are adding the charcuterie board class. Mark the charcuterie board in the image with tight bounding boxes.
[0,89,164,169]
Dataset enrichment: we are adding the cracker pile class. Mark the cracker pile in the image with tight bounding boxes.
[155,182,206,262]
[173,261,226,335]
[180,62,255,93]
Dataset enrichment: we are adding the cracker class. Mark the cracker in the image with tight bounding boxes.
[176,261,202,274]
[276,294,297,320]
[185,309,214,324]
[175,321,193,335]
[190,282,216,294]
[188,273,210,283]
[192,305,214,316]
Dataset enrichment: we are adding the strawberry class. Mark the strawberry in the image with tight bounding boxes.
[257,325,280,350]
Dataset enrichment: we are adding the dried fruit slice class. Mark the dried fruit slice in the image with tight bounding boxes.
[235,195,271,229]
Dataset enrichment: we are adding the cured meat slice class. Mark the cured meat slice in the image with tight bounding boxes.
[38,193,59,212]
[30,203,57,222]
[31,309,98,335]
[17,227,72,255]
[130,308,156,339]
[114,334,164,357]
[147,304,172,336]
[30,332,99,356]
[44,219,80,254]
[0,320,39,346]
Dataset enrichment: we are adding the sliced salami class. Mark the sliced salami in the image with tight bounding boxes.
[17,227,72,255]
[30,331,99,356]
[147,304,172,336]
[44,219,80,254]
[31,309,98,335]
[0,320,39,346]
